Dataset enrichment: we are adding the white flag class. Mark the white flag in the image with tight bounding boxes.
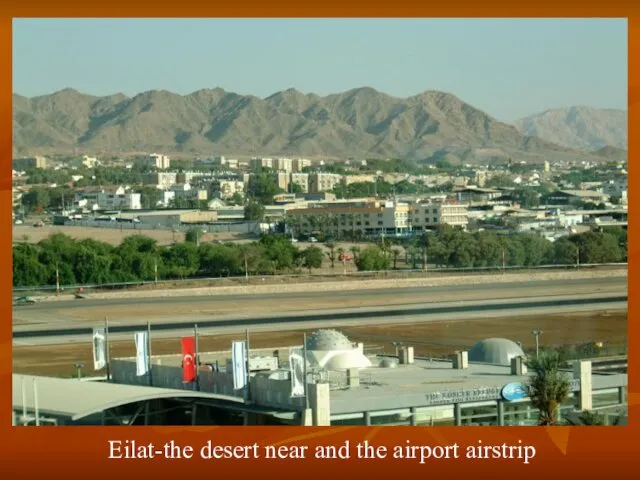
[231,341,247,390]
[135,331,149,377]
[289,348,305,397]
[92,328,107,371]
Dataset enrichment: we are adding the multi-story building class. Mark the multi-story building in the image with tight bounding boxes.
[211,180,245,200]
[210,156,239,169]
[292,158,312,172]
[290,173,309,193]
[142,172,178,189]
[81,156,99,168]
[250,157,273,170]
[286,200,413,238]
[274,157,293,173]
[161,184,208,206]
[309,173,343,193]
[344,174,376,185]
[272,172,290,191]
[408,201,469,231]
[149,153,171,169]
[75,186,142,211]
[602,175,628,201]
[12,156,48,171]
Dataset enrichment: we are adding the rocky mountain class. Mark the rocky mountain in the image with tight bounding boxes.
[12,87,610,164]
[514,106,627,152]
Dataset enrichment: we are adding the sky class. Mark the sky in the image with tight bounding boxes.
[12,18,627,122]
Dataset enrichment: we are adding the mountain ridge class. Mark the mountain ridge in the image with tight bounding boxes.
[12,87,621,164]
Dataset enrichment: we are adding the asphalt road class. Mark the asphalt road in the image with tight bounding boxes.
[13,292,627,346]
[15,276,627,312]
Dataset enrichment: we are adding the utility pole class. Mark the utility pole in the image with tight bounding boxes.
[532,329,543,359]
[502,249,506,275]
[244,252,249,282]
[154,261,158,284]
[576,246,580,268]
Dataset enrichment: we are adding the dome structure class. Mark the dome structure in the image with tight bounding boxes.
[305,329,372,371]
[468,338,526,366]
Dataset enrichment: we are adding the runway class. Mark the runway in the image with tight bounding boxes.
[13,291,627,346]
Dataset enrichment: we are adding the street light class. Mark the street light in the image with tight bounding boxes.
[532,330,543,359]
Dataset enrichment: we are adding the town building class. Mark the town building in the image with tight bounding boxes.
[292,158,312,172]
[211,180,245,200]
[148,153,171,169]
[75,186,142,211]
[290,173,309,193]
[210,156,239,169]
[12,156,48,171]
[142,172,178,189]
[250,157,273,170]
[541,190,609,206]
[309,173,343,193]
[17,330,625,426]
[409,201,469,231]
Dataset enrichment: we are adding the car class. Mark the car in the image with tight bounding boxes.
[14,296,36,306]
[309,236,318,243]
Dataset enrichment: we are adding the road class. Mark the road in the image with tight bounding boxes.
[13,289,627,345]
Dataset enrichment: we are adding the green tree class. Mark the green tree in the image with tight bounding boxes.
[301,246,324,273]
[244,201,266,221]
[527,351,571,426]
[355,246,391,271]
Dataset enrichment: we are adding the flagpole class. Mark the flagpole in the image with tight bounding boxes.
[194,324,200,391]
[245,329,251,402]
[147,319,153,387]
[104,317,111,382]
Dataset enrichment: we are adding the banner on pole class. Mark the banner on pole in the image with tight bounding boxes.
[135,331,149,377]
[92,328,106,371]
[181,337,197,383]
[288,348,305,398]
[231,341,247,390]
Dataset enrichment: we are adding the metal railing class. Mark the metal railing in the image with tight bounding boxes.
[12,262,627,296]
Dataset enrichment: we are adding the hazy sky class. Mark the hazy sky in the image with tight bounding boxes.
[13,18,627,122]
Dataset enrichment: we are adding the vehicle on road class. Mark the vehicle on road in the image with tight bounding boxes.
[14,296,37,306]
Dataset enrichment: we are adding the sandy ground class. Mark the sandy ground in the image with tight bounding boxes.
[13,310,627,377]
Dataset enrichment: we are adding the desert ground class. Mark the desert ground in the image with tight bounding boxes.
[13,310,627,377]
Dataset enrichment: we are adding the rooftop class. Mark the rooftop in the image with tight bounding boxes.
[13,374,244,421]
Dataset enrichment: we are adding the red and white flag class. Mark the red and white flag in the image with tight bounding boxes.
[181,337,197,383]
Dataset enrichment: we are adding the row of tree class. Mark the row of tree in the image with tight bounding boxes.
[12,226,626,288]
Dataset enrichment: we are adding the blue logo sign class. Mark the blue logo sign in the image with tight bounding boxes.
[501,382,529,401]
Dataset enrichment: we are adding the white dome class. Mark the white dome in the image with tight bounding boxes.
[468,338,525,366]
[306,329,354,351]
[305,329,372,371]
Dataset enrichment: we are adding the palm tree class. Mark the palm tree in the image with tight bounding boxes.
[527,351,571,426]
[564,410,624,426]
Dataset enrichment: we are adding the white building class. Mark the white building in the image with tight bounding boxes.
[143,172,178,189]
[81,155,99,168]
[211,156,238,169]
[290,173,310,193]
[309,173,343,193]
[409,201,469,230]
[149,153,171,170]
[250,157,273,170]
[275,157,293,173]
[75,186,142,211]
[292,158,312,172]
[212,180,245,200]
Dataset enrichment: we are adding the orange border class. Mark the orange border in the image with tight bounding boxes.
[4,7,636,478]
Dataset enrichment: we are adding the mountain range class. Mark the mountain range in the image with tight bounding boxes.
[12,87,626,164]
[514,106,627,151]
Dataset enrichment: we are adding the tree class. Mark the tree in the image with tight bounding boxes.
[185,228,203,245]
[325,241,337,268]
[355,246,391,271]
[565,410,624,426]
[301,246,324,273]
[244,201,265,221]
[527,351,571,426]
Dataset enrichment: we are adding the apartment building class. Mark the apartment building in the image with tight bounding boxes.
[274,157,293,173]
[211,156,239,169]
[309,173,343,193]
[290,173,309,193]
[272,172,290,191]
[12,156,47,171]
[75,186,142,211]
[250,157,273,170]
[211,180,245,200]
[292,158,312,172]
[344,174,376,185]
[142,172,178,189]
[409,202,469,231]
[149,153,171,169]
[286,200,413,238]
[603,175,628,201]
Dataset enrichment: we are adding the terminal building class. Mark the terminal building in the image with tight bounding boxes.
[13,330,627,426]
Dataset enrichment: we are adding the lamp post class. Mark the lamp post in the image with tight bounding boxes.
[532,330,543,359]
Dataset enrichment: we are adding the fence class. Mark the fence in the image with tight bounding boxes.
[12,262,628,296]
